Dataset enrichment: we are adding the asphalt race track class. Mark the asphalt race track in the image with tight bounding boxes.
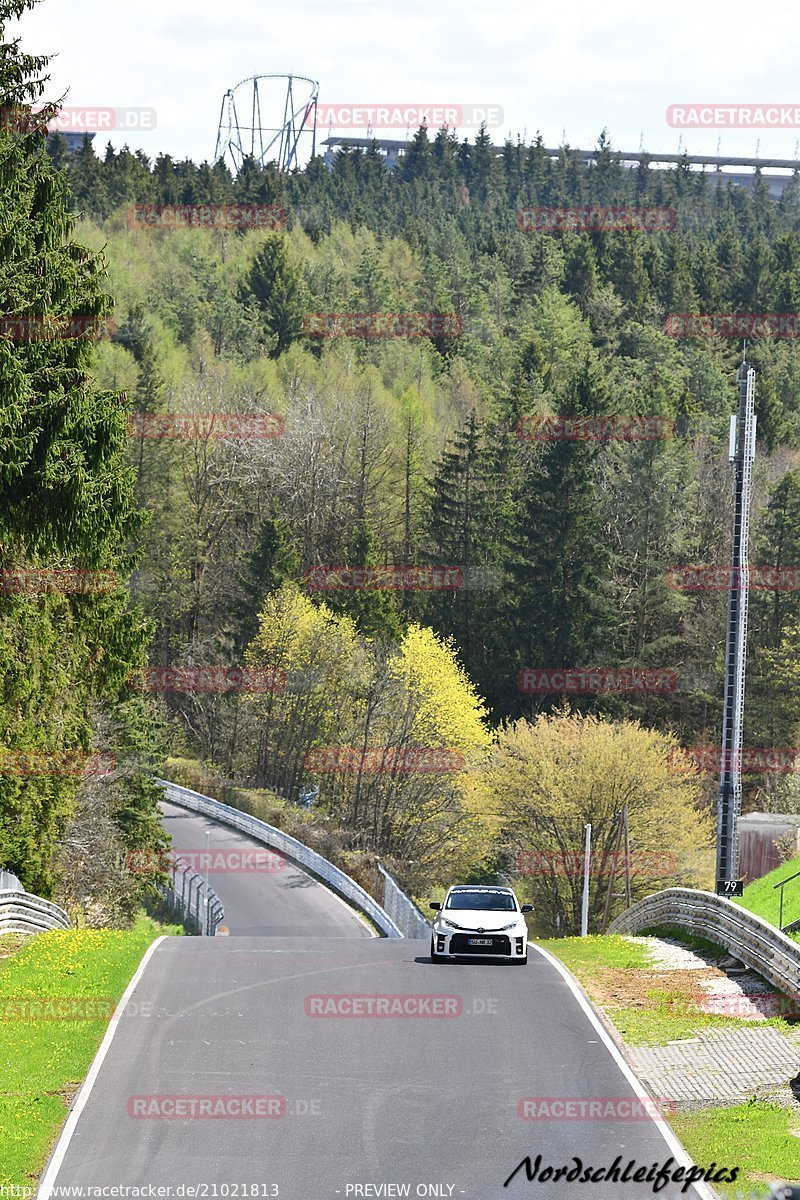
[159,799,371,937]
[38,805,714,1200]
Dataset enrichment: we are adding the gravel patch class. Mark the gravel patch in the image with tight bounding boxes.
[628,935,797,1021]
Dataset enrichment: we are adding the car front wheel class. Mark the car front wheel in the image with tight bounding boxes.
[430,937,442,963]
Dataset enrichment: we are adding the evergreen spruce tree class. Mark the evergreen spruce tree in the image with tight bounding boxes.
[507,356,615,706]
[0,0,157,893]
[232,511,301,651]
[239,234,307,357]
[421,414,518,711]
[323,521,404,643]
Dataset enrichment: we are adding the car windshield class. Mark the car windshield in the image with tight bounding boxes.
[446,890,516,911]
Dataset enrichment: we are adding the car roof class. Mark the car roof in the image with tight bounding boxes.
[447,885,514,893]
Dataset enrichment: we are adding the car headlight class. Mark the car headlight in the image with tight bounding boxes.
[494,922,517,932]
[441,919,461,930]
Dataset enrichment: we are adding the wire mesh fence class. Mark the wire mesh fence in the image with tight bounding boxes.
[377,863,430,939]
[157,857,225,936]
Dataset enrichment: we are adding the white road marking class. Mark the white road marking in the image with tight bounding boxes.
[529,941,719,1200]
[36,936,167,1200]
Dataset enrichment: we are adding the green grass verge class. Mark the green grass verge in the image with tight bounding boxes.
[607,1000,792,1045]
[0,913,181,1191]
[542,936,800,1192]
[539,934,795,1045]
[736,854,800,938]
[670,1102,800,1197]
[537,933,654,974]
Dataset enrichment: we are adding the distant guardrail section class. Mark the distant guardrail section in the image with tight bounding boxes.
[609,886,800,1000]
[157,779,406,938]
[0,887,71,935]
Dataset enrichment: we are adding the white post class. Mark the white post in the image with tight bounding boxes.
[581,823,592,937]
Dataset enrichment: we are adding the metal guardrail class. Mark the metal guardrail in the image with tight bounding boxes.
[0,888,71,935]
[157,859,225,936]
[774,867,800,931]
[609,887,800,1000]
[377,863,430,939]
[0,863,223,938]
[158,779,404,937]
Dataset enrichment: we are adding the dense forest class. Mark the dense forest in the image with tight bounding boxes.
[55,131,800,732]
[6,2,800,932]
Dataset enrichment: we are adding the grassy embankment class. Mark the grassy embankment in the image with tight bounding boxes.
[0,915,181,1191]
[540,933,800,1196]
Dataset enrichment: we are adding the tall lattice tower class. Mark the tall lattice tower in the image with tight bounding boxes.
[716,359,756,893]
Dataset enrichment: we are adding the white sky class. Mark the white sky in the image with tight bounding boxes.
[14,0,800,166]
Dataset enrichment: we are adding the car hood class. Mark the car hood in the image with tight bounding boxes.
[438,908,524,930]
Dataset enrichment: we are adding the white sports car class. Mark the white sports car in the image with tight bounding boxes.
[429,885,532,964]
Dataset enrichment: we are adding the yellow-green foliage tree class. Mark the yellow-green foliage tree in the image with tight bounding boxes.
[477,709,713,934]
[355,623,492,887]
[242,582,366,799]
[243,585,492,889]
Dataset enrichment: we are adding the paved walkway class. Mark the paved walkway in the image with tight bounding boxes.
[629,1025,800,1104]
[622,936,800,1108]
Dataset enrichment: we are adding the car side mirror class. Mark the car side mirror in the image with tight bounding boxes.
[520,904,534,913]
[429,901,441,910]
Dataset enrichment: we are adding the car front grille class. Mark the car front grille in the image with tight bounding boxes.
[449,933,511,956]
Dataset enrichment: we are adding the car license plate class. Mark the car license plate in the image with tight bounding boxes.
[468,938,493,946]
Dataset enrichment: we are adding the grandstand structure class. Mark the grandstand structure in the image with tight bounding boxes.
[322,136,800,195]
